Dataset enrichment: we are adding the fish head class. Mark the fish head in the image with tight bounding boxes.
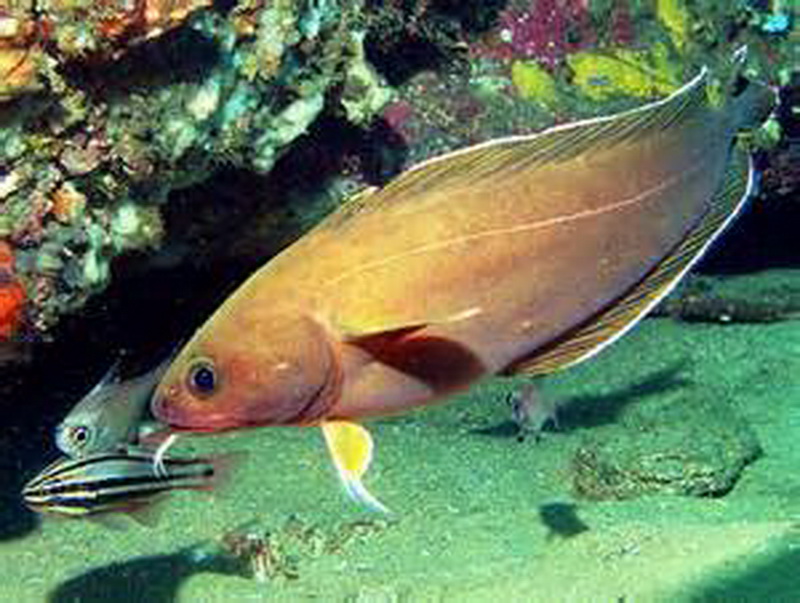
[151,311,340,431]
[55,392,118,457]
[55,420,99,457]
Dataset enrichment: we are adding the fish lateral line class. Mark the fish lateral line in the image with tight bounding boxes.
[321,158,709,293]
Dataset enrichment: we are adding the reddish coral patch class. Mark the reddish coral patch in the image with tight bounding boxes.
[0,240,14,271]
[0,241,26,339]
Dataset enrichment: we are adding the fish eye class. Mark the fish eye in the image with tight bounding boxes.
[72,426,89,444]
[186,358,218,398]
[63,425,91,451]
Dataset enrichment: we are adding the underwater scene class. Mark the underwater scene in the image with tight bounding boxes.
[1,0,799,601]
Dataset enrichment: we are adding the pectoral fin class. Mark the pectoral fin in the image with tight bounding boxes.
[321,420,389,513]
[337,306,483,344]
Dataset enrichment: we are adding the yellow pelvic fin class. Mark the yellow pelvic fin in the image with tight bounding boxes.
[321,420,390,514]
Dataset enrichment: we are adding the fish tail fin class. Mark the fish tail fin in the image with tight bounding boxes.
[201,451,248,492]
[725,46,777,132]
[123,497,170,528]
[731,78,776,132]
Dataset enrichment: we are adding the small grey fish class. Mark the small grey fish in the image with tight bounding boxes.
[22,449,233,525]
[508,381,560,442]
[55,358,169,458]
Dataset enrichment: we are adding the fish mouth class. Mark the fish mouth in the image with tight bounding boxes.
[150,393,192,429]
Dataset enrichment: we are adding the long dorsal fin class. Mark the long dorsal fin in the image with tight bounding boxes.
[504,146,753,376]
[381,69,707,198]
[318,68,709,230]
[317,185,379,230]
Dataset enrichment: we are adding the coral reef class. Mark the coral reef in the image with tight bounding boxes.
[510,60,558,107]
[657,0,690,51]
[0,241,25,339]
[0,0,216,99]
[567,43,682,101]
[371,0,794,169]
[484,0,595,68]
[1,0,392,337]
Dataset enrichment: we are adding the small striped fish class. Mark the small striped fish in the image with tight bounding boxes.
[23,449,230,525]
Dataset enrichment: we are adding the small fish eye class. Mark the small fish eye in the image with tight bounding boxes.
[187,359,218,398]
[72,426,89,443]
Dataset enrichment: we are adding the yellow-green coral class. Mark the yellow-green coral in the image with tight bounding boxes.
[568,44,683,102]
[511,60,558,108]
[657,0,690,52]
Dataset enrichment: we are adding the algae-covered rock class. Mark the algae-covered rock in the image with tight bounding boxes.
[567,43,683,101]
[0,0,375,336]
[511,60,558,108]
[654,272,800,324]
[571,396,762,500]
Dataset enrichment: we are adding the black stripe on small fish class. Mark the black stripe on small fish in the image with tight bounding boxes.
[25,472,210,502]
[23,453,153,491]
[27,463,213,494]
[25,485,166,510]
[23,451,216,517]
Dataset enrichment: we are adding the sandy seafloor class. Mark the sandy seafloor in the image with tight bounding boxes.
[3,269,800,602]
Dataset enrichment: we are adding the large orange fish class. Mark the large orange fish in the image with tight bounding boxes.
[151,51,774,511]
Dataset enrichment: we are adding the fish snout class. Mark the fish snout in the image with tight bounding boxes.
[150,387,186,427]
[150,386,231,431]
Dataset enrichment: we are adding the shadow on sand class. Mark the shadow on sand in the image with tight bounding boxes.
[474,361,691,439]
[687,541,800,601]
[48,545,244,603]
